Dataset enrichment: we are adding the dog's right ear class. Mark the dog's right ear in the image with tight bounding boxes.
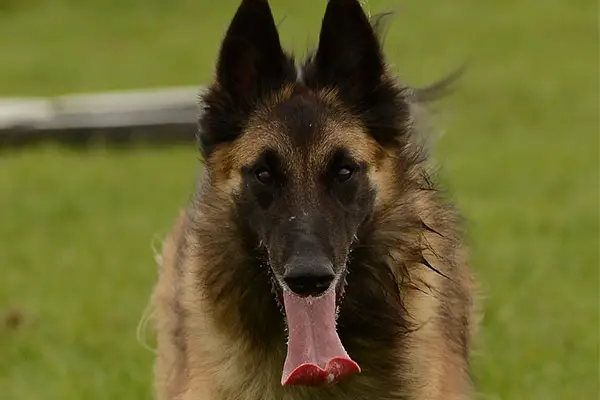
[215,0,292,107]
[199,0,294,156]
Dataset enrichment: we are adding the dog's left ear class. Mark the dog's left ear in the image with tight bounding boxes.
[307,0,386,102]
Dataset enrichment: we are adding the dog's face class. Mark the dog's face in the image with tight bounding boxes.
[233,96,380,302]
[199,0,407,387]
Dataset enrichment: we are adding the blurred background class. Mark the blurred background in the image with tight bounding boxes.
[0,0,597,399]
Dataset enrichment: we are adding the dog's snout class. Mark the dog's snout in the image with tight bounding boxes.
[283,257,335,297]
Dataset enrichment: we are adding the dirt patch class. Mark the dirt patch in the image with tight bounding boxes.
[2,308,24,331]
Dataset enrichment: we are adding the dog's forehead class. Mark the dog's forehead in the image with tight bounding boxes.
[239,91,380,167]
[269,92,328,148]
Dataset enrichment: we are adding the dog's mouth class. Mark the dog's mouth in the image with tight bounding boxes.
[269,271,361,387]
[270,273,347,316]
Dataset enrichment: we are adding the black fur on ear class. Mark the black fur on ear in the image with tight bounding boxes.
[303,0,410,146]
[198,0,296,157]
[304,0,385,102]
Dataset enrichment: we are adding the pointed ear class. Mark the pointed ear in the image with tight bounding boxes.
[309,0,385,101]
[199,0,295,157]
[215,0,293,108]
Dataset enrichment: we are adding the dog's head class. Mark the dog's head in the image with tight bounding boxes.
[198,0,414,387]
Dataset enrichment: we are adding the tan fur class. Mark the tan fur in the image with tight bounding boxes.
[400,195,475,400]
[152,148,478,400]
[152,210,188,400]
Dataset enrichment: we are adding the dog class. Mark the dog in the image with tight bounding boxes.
[151,0,478,399]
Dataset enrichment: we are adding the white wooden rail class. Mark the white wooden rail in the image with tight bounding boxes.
[0,86,203,147]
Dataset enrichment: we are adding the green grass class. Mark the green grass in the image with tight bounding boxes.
[0,0,598,399]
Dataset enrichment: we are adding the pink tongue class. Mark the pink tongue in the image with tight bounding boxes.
[281,290,360,386]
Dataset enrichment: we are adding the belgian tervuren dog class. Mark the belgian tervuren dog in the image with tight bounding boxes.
[151,0,478,399]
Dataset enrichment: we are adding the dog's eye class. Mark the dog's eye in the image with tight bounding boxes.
[255,168,274,185]
[336,166,354,183]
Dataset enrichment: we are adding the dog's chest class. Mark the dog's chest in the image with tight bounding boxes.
[218,370,404,400]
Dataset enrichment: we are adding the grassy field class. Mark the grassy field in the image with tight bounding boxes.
[0,0,598,399]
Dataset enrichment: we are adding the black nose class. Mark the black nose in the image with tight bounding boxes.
[283,257,335,297]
